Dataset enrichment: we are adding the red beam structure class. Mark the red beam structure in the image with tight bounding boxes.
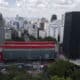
[0,45,55,49]
[1,41,56,49]
[0,41,57,62]
[4,41,55,45]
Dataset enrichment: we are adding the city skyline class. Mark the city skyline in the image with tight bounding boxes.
[0,0,80,19]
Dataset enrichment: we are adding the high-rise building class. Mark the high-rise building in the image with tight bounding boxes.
[48,20,63,42]
[63,12,80,59]
[0,13,5,45]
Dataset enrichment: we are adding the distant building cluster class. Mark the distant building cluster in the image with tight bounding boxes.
[4,15,64,43]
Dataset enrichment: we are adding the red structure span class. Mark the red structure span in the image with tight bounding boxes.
[0,41,56,62]
[4,41,55,45]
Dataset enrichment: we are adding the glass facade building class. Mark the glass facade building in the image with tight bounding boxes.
[3,49,56,61]
[0,41,57,62]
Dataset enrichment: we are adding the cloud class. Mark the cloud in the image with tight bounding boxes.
[72,0,80,11]
[54,0,74,5]
[16,0,77,10]
[0,0,80,19]
[16,0,49,8]
[0,0,9,7]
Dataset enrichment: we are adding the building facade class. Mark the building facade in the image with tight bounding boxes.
[48,20,63,42]
[0,41,57,62]
[63,12,80,59]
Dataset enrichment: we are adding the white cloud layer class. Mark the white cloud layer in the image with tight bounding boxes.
[0,0,8,7]
[0,0,80,19]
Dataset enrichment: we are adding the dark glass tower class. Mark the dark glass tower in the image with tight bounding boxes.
[63,12,80,59]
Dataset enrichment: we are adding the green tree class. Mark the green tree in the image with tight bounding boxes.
[71,70,80,80]
[43,36,57,42]
[29,35,36,41]
[47,60,76,78]
[6,65,32,80]
[51,76,72,80]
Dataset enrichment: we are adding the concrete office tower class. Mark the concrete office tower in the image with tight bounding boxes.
[0,13,5,46]
[63,12,80,59]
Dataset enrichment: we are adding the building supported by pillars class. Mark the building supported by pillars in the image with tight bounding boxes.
[0,41,57,63]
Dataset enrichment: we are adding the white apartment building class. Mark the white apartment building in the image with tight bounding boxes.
[28,23,38,38]
[48,20,64,43]
[39,30,46,38]
[38,18,49,38]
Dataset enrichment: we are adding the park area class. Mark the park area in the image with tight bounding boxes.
[0,60,80,80]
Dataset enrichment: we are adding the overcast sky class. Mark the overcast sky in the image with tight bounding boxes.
[0,0,80,19]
